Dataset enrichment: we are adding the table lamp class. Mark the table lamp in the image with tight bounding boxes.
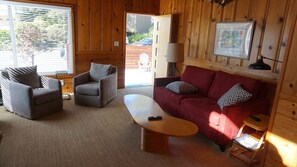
[166,43,184,76]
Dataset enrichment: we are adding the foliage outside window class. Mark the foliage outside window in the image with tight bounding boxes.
[0,2,73,74]
[126,14,153,43]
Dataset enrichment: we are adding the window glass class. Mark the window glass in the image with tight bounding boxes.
[0,2,73,74]
[0,5,14,69]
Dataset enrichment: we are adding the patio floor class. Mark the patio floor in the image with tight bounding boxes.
[125,69,152,87]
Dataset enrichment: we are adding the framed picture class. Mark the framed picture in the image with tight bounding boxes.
[213,21,255,59]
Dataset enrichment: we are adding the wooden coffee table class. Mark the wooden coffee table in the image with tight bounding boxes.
[123,94,198,152]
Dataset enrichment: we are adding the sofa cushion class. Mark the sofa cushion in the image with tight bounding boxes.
[181,98,221,125]
[165,81,198,94]
[33,88,60,105]
[217,83,252,110]
[76,82,99,96]
[154,87,202,105]
[7,66,41,88]
[181,66,215,96]
[208,71,260,100]
[90,63,111,82]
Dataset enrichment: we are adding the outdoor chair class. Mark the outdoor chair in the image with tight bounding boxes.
[73,63,117,107]
[0,66,63,119]
[138,53,151,72]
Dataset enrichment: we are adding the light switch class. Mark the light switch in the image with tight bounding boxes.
[114,41,120,46]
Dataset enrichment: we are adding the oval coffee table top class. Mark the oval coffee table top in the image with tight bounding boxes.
[123,94,198,137]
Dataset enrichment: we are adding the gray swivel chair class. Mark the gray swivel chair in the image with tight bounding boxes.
[0,66,63,120]
[73,63,117,107]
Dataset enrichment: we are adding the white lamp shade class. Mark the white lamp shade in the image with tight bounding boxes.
[166,43,184,63]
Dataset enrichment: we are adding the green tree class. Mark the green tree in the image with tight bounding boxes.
[128,33,152,43]
[13,7,69,66]
[16,7,48,22]
[33,9,68,48]
[0,30,11,51]
[15,22,46,66]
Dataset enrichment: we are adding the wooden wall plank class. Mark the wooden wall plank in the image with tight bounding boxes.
[261,0,288,72]
[133,0,143,12]
[242,0,268,68]
[176,0,186,43]
[47,0,62,3]
[125,0,159,14]
[276,0,294,73]
[159,0,172,15]
[206,4,222,61]
[234,0,250,21]
[189,0,202,58]
[76,0,90,51]
[153,0,160,14]
[280,16,297,96]
[101,1,113,52]
[90,0,101,51]
[197,1,212,60]
[184,0,194,58]
[144,0,153,14]
[159,0,167,14]
[112,0,124,52]
[63,0,76,5]
[124,0,133,12]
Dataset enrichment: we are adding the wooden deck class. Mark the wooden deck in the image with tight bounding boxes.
[126,45,152,69]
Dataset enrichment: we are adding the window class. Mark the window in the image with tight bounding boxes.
[0,1,73,74]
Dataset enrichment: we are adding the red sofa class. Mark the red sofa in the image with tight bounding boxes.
[153,66,270,151]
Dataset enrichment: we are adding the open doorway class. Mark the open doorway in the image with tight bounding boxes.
[125,13,154,87]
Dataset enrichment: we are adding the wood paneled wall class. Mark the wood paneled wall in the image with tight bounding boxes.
[125,0,160,14]
[10,0,295,88]
[13,0,160,88]
[264,1,297,165]
[159,0,295,85]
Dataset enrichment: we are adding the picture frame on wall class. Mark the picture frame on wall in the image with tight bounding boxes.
[213,21,255,59]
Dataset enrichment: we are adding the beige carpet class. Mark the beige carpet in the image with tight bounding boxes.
[0,86,244,167]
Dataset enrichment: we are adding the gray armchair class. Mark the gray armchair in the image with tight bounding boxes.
[73,64,117,107]
[0,67,63,120]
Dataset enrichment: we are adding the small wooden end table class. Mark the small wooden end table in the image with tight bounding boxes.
[55,71,72,100]
[123,94,198,152]
[230,114,269,166]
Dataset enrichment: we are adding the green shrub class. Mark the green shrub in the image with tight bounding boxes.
[0,30,11,50]
[128,33,152,43]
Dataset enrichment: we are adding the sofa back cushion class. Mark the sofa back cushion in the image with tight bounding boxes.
[181,66,215,96]
[208,71,261,100]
